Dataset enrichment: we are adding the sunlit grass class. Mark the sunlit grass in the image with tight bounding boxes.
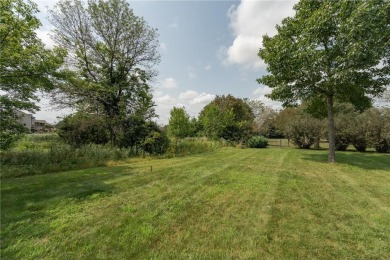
[1,148,389,259]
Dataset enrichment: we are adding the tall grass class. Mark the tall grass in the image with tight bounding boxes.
[1,135,228,178]
[1,134,130,178]
[166,137,228,157]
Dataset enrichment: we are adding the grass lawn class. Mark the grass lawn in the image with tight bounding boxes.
[1,147,390,259]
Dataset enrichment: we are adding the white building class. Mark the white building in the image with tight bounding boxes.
[16,111,35,132]
[16,111,50,132]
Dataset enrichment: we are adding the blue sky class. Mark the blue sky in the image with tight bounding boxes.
[33,0,298,124]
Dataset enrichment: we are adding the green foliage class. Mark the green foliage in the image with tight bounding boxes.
[246,136,268,148]
[0,110,27,150]
[199,95,254,142]
[49,0,160,145]
[166,138,228,157]
[361,108,390,153]
[199,103,234,140]
[258,0,389,161]
[0,142,129,178]
[168,107,192,138]
[2,149,390,259]
[276,107,322,149]
[0,0,66,149]
[57,113,109,147]
[142,126,169,155]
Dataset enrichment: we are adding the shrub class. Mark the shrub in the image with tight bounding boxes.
[362,108,390,153]
[246,136,268,148]
[334,134,349,151]
[57,113,109,147]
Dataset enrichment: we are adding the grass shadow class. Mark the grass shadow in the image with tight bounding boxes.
[0,165,142,255]
[302,151,390,171]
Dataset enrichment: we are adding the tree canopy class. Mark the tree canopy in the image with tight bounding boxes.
[49,0,160,145]
[0,0,66,149]
[199,95,254,141]
[168,107,192,139]
[258,0,390,162]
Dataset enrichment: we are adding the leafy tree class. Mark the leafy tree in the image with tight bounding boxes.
[362,108,390,153]
[0,0,66,149]
[167,107,192,139]
[245,99,281,137]
[49,0,160,145]
[57,112,109,147]
[275,107,299,146]
[199,95,253,142]
[275,106,322,149]
[199,103,234,140]
[258,0,389,162]
[142,122,169,155]
[199,95,254,142]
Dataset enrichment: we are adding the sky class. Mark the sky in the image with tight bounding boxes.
[32,0,298,124]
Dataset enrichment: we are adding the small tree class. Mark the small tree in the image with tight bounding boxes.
[167,107,192,139]
[258,0,389,162]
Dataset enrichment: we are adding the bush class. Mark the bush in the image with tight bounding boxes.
[246,136,268,148]
[57,113,109,147]
[335,134,349,151]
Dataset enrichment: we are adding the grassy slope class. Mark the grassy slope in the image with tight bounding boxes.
[1,148,390,259]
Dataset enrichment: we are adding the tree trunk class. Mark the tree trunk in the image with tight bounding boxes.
[327,95,336,163]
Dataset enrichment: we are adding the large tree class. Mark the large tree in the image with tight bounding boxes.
[258,0,389,162]
[49,0,160,145]
[199,95,254,141]
[0,0,66,149]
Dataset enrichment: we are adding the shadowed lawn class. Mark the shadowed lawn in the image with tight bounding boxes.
[1,148,390,259]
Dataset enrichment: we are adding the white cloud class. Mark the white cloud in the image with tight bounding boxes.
[178,90,199,100]
[204,64,212,70]
[252,85,282,109]
[155,94,176,105]
[160,77,178,89]
[188,72,198,80]
[190,93,215,105]
[152,89,216,124]
[253,85,272,96]
[224,0,297,69]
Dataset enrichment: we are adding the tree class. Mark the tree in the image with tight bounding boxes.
[199,103,234,140]
[0,0,66,149]
[258,0,389,162]
[49,0,160,145]
[199,95,254,141]
[167,107,192,139]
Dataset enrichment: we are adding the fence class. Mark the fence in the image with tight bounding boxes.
[267,138,291,148]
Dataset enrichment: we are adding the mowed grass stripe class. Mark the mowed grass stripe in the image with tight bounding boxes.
[1,148,390,259]
[254,149,390,259]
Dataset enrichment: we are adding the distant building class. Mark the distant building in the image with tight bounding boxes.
[16,111,50,133]
[34,120,49,132]
[16,111,35,132]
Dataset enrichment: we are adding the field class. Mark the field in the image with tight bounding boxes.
[1,147,390,259]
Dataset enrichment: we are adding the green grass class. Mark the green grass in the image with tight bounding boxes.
[1,148,390,259]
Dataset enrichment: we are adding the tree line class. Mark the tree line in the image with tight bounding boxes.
[1,0,389,160]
